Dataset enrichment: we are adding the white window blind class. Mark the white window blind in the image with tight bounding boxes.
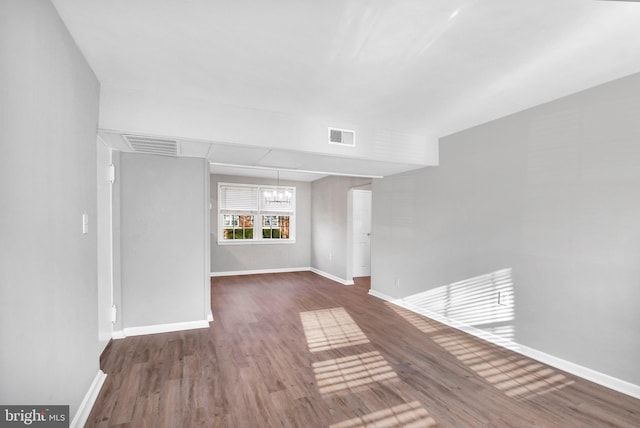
[219,185,258,212]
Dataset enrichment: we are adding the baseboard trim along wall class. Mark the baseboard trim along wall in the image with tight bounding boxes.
[70,370,107,428]
[210,267,354,285]
[310,268,355,286]
[114,320,210,339]
[211,267,311,277]
[368,289,640,400]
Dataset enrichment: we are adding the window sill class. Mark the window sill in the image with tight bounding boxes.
[217,240,297,246]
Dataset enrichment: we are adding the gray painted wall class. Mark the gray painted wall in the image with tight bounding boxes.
[311,176,372,281]
[0,0,100,416]
[210,174,311,272]
[120,153,209,327]
[371,72,640,386]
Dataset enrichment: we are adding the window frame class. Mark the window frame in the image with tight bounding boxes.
[261,214,292,240]
[217,182,296,245]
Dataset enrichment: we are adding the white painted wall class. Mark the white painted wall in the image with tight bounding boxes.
[0,0,101,417]
[371,71,640,386]
[119,153,210,328]
[210,174,311,273]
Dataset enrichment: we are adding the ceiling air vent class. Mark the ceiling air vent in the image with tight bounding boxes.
[328,128,355,147]
[123,135,179,157]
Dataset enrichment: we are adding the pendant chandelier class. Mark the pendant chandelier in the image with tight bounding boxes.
[264,170,291,204]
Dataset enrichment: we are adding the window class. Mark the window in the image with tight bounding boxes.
[222,214,254,240]
[218,183,296,244]
[262,215,290,239]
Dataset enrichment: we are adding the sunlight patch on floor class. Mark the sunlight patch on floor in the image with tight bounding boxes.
[330,401,436,428]
[384,302,443,334]
[300,307,370,352]
[432,333,574,399]
[313,351,398,394]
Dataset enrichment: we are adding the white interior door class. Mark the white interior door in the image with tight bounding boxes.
[352,190,372,277]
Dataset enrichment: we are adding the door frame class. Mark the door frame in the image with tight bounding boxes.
[347,188,372,281]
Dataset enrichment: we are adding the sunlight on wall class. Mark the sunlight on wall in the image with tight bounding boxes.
[432,332,574,399]
[485,325,515,340]
[312,351,398,394]
[402,268,515,341]
[300,307,370,352]
[330,401,436,428]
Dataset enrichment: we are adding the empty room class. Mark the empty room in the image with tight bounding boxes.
[2,0,640,427]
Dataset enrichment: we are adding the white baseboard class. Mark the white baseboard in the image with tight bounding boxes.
[207,310,214,322]
[368,289,640,400]
[70,370,107,428]
[516,344,640,400]
[114,320,209,338]
[367,289,391,300]
[211,267,310,277]
[210,267,355,286]
[310,268,354,285]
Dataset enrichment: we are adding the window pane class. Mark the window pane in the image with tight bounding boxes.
[239,215,253,228]
[223,215,236,227]
[262,215,290,239]
[280,215,290,239]
[222,215,254,240]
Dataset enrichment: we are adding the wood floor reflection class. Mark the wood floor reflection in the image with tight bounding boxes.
[88,272,640,427]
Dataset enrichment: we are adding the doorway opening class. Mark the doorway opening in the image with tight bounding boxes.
[348,188,372,288]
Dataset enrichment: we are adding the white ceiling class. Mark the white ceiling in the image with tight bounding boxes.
[54,0,640,181]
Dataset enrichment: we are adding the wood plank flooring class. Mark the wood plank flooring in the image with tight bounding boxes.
[88,272,640,427]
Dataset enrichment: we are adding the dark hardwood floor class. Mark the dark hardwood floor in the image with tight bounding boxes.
[88,272,640,427]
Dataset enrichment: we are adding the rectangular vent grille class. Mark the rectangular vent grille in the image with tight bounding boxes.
[123,135,179,157]
[329,128,355,147]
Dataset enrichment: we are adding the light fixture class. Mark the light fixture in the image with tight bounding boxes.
[264,170,291,205]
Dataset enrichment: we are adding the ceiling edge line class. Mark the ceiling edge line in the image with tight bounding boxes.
[208,162,384,179]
